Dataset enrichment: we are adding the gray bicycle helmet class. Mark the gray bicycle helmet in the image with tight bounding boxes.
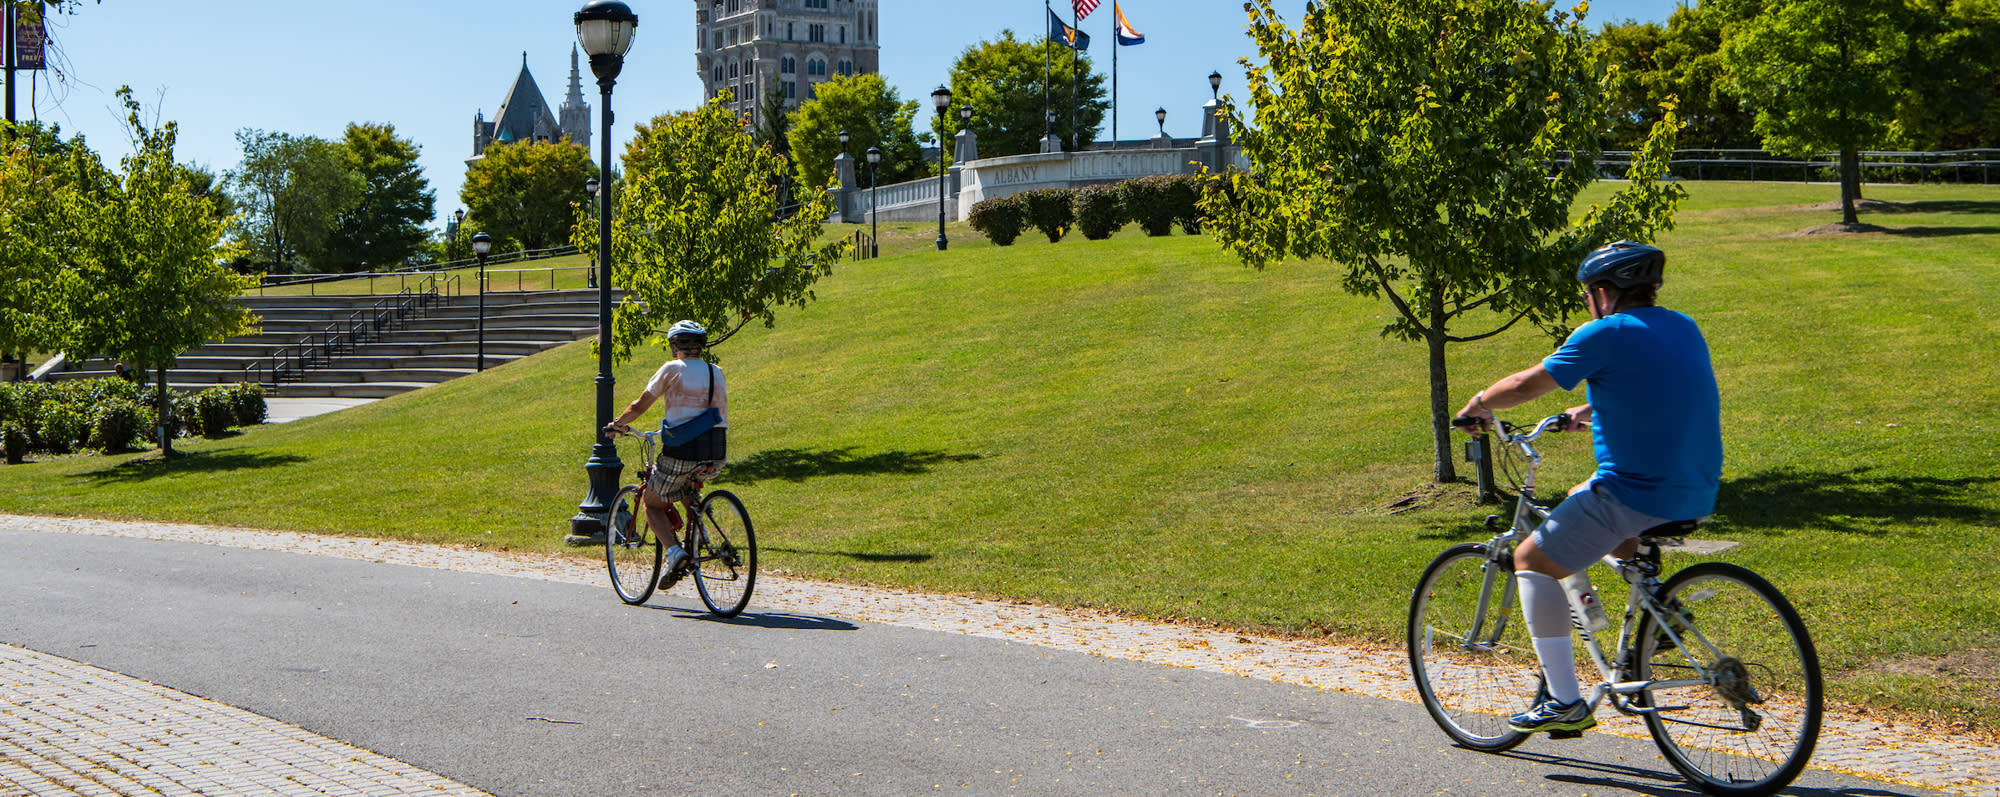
[1577,240,1664,289]
[666,319,708,349]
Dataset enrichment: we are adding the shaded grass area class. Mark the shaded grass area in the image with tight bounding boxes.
[6,181,1998,728]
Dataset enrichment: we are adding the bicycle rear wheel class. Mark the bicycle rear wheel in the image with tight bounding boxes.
[1407,543,1536,751]
[604,486,661,605]
[1635,562,1821,797]
[693,489,757,617]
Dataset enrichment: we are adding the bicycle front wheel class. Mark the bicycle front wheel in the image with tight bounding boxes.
[1407,543,1536,752]
[1635,562,1822,797]
[693,489,757,617]
[604,486,661,605]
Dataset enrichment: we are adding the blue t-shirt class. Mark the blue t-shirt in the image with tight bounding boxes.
[1541,307,1722,520]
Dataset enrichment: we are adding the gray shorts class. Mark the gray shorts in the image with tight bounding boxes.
[1532,481,1673,574]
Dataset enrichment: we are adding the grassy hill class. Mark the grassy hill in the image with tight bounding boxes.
[5,181,1997,727]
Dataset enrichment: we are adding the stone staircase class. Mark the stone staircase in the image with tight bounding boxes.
[46,290,602,398]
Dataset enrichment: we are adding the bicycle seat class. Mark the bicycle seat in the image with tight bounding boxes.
[1637,518,1702,541]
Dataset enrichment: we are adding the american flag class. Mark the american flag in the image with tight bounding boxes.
[1074,0,1100,21]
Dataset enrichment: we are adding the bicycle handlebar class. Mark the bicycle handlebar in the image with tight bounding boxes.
[1451,413,1573,441]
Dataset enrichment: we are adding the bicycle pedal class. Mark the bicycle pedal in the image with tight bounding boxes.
[1547,729,1585,740]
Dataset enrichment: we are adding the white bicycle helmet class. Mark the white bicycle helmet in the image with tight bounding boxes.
[666,320,708,349]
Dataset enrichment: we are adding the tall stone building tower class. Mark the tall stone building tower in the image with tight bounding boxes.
[470,50,592,166]
[696,0,881,131]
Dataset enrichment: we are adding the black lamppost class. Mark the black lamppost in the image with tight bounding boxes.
[584,176,600,288]
[471,232,492,371]
[1209,70,1223,101]
[1155,107,1168,137]
[837,128,851,158]
[864,145,880,258]
[452,208,466,261]
[931,84,951,251]
[569,0,638,544]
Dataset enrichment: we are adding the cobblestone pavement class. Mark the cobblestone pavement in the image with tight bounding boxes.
[5,514,1996,796]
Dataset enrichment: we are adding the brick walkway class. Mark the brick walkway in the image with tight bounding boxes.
[4,514,1995,796]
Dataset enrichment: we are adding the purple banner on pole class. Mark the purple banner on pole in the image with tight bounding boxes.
[13,13,47,70]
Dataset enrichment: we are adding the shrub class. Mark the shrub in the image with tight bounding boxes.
[1016,188,1076,243]
[1169,173,1212,235]
[195,387,236,437]
[230,383,268,427]
[967,194,1027,246]
[89,399,145,454]
[1071,184,1127,240]
[1120,176,1180,236]
[36,402,86,455]
[2,421,24,464]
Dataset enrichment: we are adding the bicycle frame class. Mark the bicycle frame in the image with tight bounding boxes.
[1464,415,1730,721]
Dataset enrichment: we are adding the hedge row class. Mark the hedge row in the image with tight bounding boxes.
[0,379,267,462]
[967,173,1213,246]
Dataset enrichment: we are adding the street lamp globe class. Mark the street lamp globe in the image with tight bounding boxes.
[931,84,952,111]
[1208,70,1223,100]
[838,129,851,155]
[470,232,492,257]
[585,176,599,196]
[1155,106,1168,134]
[575,1,638,61]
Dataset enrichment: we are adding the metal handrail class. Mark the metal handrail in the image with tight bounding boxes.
[241,279,446,388]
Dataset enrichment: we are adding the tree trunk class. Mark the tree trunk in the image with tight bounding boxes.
[1840,146,1861,225]
[1427,290,1457,484]
[155,367,174,457]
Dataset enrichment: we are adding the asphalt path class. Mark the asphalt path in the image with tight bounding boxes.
[1,527,1936,795]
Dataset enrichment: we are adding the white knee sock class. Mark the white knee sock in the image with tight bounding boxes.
[1517,571,1583,704]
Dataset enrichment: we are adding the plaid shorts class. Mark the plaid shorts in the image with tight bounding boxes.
[647,455,723,504]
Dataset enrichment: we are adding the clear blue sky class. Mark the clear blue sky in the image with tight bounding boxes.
[15,0,1679,232]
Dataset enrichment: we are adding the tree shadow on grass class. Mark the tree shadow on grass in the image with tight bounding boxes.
[74,450,309,484]
[1866,199,2000,215]
[1881,225,2000,238]
[719,447,982,485]
[1716,466,1998,534]
[761,544,932,564]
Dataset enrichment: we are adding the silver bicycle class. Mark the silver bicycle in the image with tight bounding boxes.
[603,430,757,617]
[1407,413,1822,796]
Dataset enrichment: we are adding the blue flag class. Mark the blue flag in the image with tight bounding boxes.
[1048,7,1090,51]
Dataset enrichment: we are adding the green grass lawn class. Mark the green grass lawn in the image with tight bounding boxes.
[6,180,1997,728]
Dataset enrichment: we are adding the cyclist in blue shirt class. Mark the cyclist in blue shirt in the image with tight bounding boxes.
[1455,240,1723,735]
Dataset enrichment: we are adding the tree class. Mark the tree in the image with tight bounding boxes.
[324,122,435,271]
[581,96,845,365]
[0,120,99,362]
[461,139,594,251]
[225,129,362,273]
[787,73,924,189]
[753,80,792,158]
[1899,0,2000,149]
[1202,0,1686,485]
[46,88,254,455]
[1723,0,1915,225]
[1597,6,1762,151]
[948,31,1109,158]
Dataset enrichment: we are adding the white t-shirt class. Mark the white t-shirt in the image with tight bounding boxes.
[644,358,728,429]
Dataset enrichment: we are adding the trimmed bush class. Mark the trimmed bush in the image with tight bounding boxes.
[195,387,236,438]
[967,194,1027,246]
[1120,176,1180,236]
[36,402,86,455]
[1016,188,1076,243]
[1169,173,1211,235]
[230,383,268,427]
[89,399,145,454]
[1072,184,1128,240]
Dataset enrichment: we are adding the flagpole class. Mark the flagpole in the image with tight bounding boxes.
[1043,0,1051,143]
[1070,3,1080,151]
[1111,2,1119,150]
